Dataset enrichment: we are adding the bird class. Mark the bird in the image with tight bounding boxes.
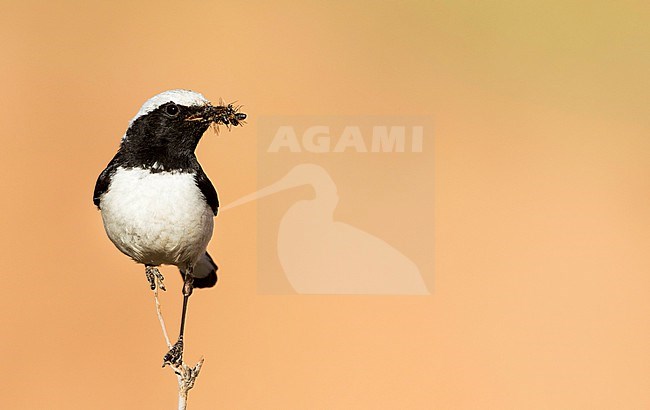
[93,89,246,366]
[222,163,429,294]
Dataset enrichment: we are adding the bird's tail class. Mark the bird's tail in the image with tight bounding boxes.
[180,252,218,288]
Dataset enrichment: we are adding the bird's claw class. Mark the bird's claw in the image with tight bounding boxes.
[145,266,166,291]
[163,337,184,367]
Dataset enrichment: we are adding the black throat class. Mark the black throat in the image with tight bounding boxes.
[116,103,213,172]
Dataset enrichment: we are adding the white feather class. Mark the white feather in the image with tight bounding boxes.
[100,167,214,270]
[121,90,211,142]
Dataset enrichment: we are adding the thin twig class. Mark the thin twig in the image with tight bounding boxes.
[154,286,172,349]
[152,275,204,410]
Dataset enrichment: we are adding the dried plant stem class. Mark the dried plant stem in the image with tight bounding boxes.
[153,284,204,410]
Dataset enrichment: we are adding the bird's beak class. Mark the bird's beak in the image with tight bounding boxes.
[186,104,247,126]
[220,177,295,211]
[185,105,219,123]
[220,163,334,211]
[204,105,222,123]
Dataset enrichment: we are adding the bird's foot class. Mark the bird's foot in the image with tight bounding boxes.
[163,336,184,368]
[145,266,166,291]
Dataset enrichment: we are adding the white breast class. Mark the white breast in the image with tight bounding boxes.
[100,167,214,268]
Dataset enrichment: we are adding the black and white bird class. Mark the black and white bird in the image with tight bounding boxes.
[93,89,245,365]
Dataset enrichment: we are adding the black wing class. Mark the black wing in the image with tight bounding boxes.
[93,152,122,209]
[195,166,219,216]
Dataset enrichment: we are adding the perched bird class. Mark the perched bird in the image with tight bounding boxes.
[93,89,246,365]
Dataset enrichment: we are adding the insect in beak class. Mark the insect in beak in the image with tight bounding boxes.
[185,103,247,128]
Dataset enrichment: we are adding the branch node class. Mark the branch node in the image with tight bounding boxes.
[153,281,204,409]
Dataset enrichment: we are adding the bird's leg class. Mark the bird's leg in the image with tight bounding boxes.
[163,267,194,367]
[145,265,166,291]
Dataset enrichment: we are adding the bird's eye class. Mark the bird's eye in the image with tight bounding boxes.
[163,104,179,117]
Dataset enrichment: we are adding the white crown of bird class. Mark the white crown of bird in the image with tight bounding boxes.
[129,89,210,126]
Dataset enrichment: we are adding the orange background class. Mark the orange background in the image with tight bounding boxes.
[1,1,649,408]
